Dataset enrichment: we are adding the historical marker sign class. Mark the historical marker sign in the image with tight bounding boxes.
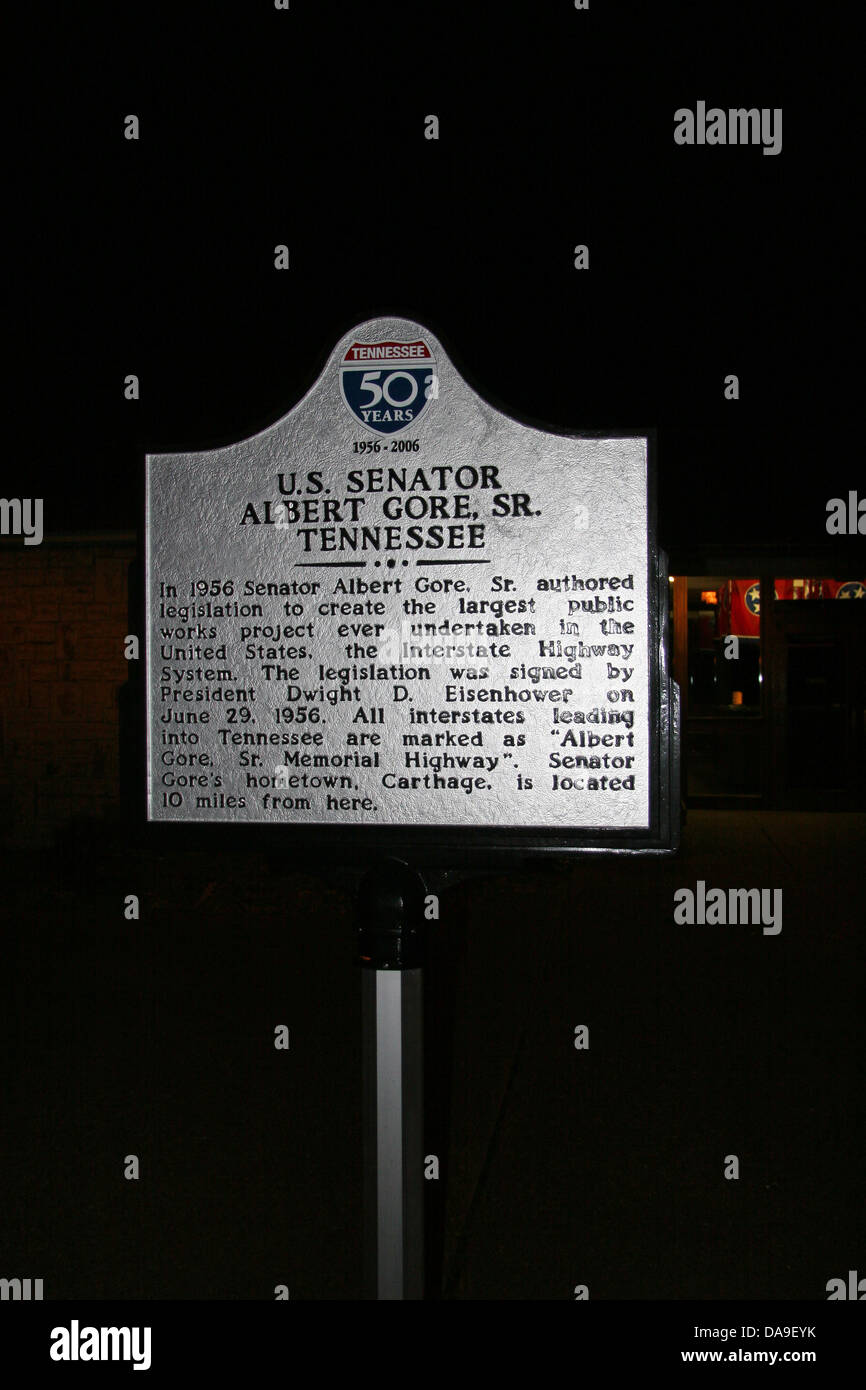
[146,317,678,857]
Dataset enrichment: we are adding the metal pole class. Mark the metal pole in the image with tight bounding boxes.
[358,860,426,1300]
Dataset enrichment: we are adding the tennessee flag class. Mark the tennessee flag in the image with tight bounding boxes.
[719,580,763,637]
[823,579,866,599]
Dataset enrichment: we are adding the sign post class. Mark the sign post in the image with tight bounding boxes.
[357,859,426,1300]
[145,316,680,1297]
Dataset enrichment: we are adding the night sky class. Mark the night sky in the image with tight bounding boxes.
[9,2,859,556]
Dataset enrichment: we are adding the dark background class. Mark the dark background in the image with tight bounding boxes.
[3,0,864,1313]
[11,1,858,547]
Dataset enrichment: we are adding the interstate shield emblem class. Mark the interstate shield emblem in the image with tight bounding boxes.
[339,339,437,435]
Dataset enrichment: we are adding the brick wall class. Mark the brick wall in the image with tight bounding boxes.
[0,536,136,847]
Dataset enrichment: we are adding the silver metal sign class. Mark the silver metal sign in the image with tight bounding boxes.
[146,317,678,852]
